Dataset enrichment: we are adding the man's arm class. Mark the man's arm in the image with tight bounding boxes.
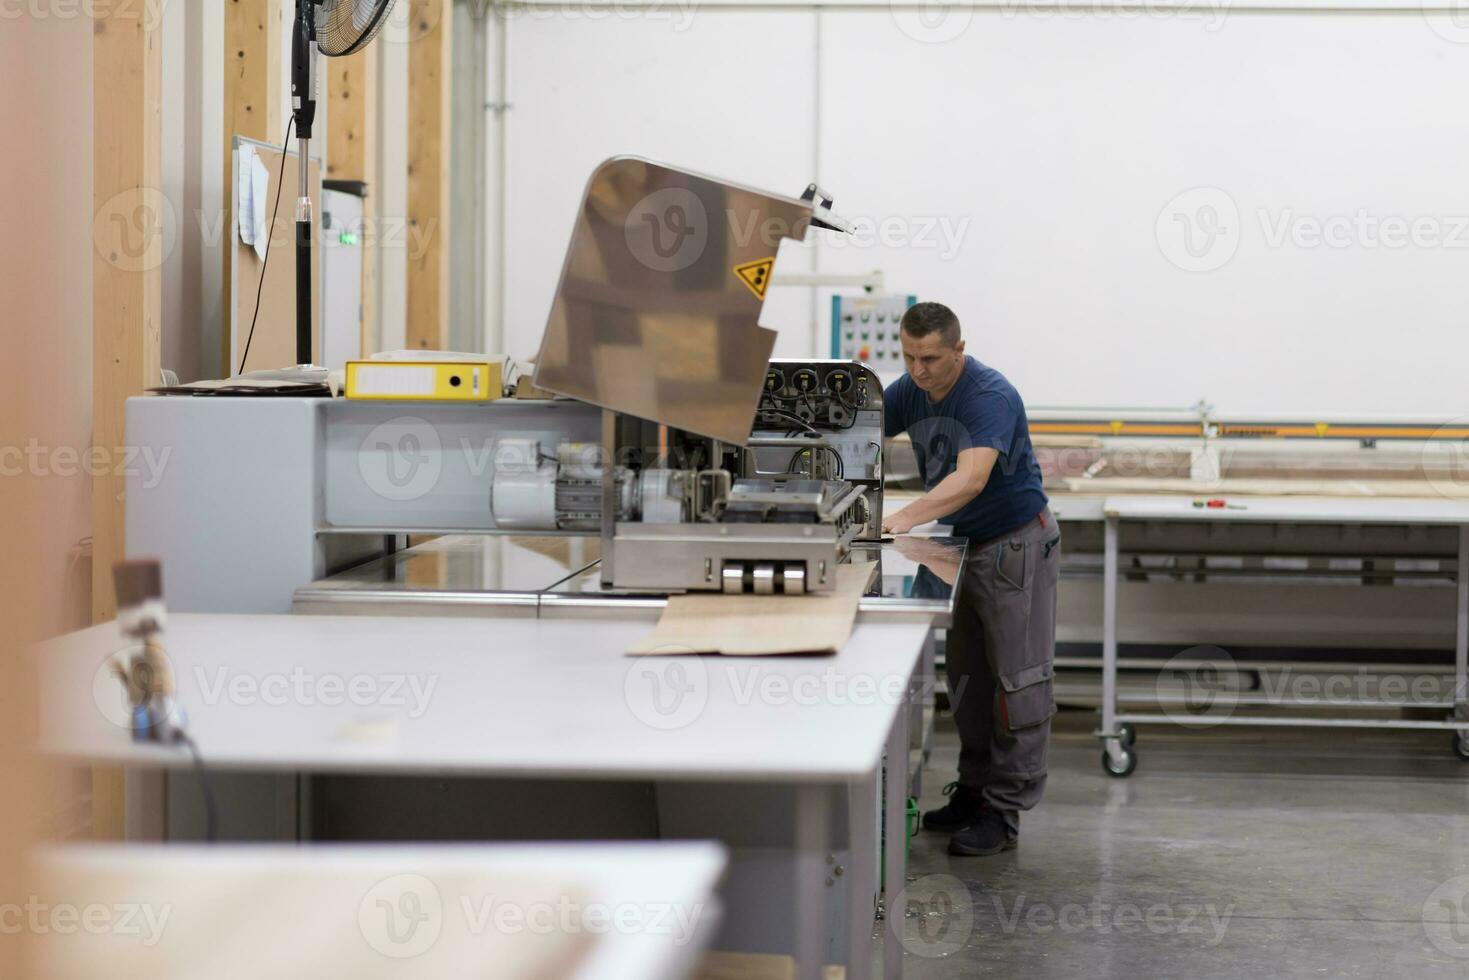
[883,447,999,535]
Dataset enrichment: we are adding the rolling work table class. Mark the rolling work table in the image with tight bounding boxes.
[36,842,727,980]
[1098,495,1469,776]
[38,612,932,980]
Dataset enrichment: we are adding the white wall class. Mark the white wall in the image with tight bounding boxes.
[491,4,1469,418]
[499,9,820,359]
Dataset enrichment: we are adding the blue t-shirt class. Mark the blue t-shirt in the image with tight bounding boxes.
[884,357,1048,542]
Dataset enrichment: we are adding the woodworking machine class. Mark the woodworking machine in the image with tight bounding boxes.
[124,158,898,606]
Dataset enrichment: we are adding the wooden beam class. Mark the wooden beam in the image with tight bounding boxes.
[93,0,163,624]
[406,0,453,351]
[222,0,283,376]
[327,47,380,357]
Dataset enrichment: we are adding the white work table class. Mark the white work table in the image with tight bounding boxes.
[37,613,929,980]
[1104,493,1469,525]
[1097,494,1469,776]
[41,614,926,782]
[36,842,725,980]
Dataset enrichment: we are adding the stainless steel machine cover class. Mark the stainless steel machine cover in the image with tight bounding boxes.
[533,157,821,445]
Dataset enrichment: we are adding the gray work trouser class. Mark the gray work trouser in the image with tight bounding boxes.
[947,509,1061,831]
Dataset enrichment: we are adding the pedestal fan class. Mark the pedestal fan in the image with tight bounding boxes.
[289,0,399,366]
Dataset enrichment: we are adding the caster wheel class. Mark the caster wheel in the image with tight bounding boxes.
[1454,733,1469,762]
[1102,747,1137,778]
[1118,724,1137,749]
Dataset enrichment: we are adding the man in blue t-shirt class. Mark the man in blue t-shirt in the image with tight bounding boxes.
[882,302,1061,857]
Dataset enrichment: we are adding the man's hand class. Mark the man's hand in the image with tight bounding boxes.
[882,510,921,536]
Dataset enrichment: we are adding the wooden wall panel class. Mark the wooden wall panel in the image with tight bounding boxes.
[406,0,452,350]
[92,2,163,622]
[222,0,282,375]
[91,0,165,841]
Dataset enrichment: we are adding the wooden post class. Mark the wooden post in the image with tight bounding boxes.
[327,48,380,358]
[93,0,163,624]
[92,0,165,842]
[222,0,283,376]
[406,0,452,350]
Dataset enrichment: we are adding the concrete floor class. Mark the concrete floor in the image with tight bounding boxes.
[885,709,1469,978]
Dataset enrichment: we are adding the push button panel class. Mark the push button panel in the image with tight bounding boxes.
[834,294,917,373]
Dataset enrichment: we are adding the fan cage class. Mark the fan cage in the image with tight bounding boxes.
[315,0,399,58]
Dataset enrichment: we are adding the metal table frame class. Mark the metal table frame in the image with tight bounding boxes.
[1099,496,1469,776]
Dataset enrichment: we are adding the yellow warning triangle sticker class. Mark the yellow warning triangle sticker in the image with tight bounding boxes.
[734,257,776,300]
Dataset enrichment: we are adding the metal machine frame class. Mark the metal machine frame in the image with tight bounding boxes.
[597,359,885,595]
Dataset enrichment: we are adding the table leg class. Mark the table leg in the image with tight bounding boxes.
[911,632,935,799]
[124,768,166,842]
[1456,526,1468,726]
[1102,516,1125,767]
[795,783,829,980]
[883,702,910,979]
[846,773,878,980]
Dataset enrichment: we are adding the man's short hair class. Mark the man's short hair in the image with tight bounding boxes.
[900,302,961,348]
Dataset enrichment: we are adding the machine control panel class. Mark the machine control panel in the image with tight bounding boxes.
[831,294,917,371]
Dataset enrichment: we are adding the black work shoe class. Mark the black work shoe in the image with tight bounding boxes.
[922,782,985,833]
[947,807,1018,857]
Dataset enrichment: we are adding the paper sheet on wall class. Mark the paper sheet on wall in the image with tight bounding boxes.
[237,147,256,246]
[627,561,876,657]
[236,146,271,263]
[249,154,269,262]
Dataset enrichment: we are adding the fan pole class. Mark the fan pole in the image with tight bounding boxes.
[291,0,318,367]
[294,145,312,366]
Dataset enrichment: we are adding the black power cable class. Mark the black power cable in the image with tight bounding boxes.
[757,407,821,437]
[238,115,297,376]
